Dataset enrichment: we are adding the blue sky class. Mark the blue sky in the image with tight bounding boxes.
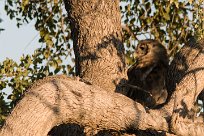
[0,0,40,63]
[0,1,41,96]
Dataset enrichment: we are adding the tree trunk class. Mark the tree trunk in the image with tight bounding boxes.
[64,0,126,92]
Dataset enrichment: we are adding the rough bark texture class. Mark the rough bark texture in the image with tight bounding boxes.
[170,39,204,136]
[64,0,126,92]
[149,38,204,136]
[0,75,168,136]
[167,38,204,99]
[150,38,204,120]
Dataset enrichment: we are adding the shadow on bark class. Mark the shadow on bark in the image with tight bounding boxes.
[48,124,85,136]
[166,37,203,101]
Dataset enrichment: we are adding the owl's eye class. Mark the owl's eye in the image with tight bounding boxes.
[140,46,144,50]
[140,44,146,51]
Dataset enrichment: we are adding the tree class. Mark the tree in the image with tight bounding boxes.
[0,0,204,135]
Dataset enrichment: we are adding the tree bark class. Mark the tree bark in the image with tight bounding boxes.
[64,0,126,92]
[150,38,204,136]
[0,75,168,136]
[169,39,204,136]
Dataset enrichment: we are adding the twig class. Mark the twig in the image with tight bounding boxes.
[120,83,152,96]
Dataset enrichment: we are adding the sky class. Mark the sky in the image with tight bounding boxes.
[0,1,41,96]
[0,1,40,63]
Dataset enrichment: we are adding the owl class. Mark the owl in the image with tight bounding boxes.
[126,39,169,108]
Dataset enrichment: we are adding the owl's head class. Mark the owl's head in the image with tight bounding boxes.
[134,39,167,58]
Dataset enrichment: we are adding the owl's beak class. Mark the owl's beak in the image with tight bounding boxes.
[133,52,137,59]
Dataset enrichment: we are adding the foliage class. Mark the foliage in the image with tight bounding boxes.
[0,0,203,126]
[0,0,74,126]
[121,0,204,64]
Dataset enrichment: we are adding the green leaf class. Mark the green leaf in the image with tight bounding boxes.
[21,0,29,11]
[163,12,170,20]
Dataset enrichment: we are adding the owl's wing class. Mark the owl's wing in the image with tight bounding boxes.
[127,61,139,80]
[140,63,157,81]
[128,61,157,82]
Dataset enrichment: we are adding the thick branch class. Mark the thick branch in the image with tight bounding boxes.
[0,75,168,136]
[170,39,204,136]
[167,38,203,98]
[150,38,204,116]
[154,38,204,120]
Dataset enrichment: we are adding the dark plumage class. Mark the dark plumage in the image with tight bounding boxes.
[126,39,169,108]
